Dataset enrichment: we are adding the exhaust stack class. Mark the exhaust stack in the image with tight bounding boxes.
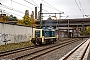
[35,7,37,20]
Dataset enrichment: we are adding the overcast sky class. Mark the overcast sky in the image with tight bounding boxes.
[0,0,90,19]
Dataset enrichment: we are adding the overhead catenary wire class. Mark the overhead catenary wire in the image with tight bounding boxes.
[12,0,34,10]
[30,0,49,13]
[31,0,39,8]
[30,0,49,12]
[42,0,68,19]
[0,9,22,19]
[42,9,49,13]
[42,1,69,19]
[77,0,85,16]
[42,4,55,10]
[24,0,37,7]
[42,0,63,13]
[1,3,24,14]
[5,10,23,17]
[12,0,49,15]
[74,0,84,17]
[24,0,49,13]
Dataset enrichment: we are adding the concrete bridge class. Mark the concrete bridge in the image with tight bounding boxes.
[35,18,90,28]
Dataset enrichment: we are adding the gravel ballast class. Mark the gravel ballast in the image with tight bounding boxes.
[34,39,84,60]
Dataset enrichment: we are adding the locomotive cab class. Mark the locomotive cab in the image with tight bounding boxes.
[31,27,57,45]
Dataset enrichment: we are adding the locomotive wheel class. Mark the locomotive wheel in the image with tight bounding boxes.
[35,40,39,45]
[35,40,42,45]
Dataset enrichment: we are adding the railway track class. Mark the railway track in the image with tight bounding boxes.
[0,38,84,60]
[0,39,68,57]
[0,38,70,57]
[0,46,38,57]
[59,38,89,60]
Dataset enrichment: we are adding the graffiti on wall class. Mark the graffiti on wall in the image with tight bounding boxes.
[0,33,30,45]
[1,33,11,45]
[13,34,28,43]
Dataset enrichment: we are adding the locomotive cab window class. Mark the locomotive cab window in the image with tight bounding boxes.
[35,30,40,37]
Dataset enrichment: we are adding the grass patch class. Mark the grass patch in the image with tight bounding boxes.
[0,41,33,52]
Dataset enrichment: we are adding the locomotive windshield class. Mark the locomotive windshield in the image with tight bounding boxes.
[35,30,40,37]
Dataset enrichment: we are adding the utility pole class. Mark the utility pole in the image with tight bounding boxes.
[82,22,84,39]
[68,19,69,38]
[58,13,61,40]
[40,3,42,28]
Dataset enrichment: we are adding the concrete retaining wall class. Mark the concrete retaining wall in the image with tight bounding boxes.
[0,23,33,45]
